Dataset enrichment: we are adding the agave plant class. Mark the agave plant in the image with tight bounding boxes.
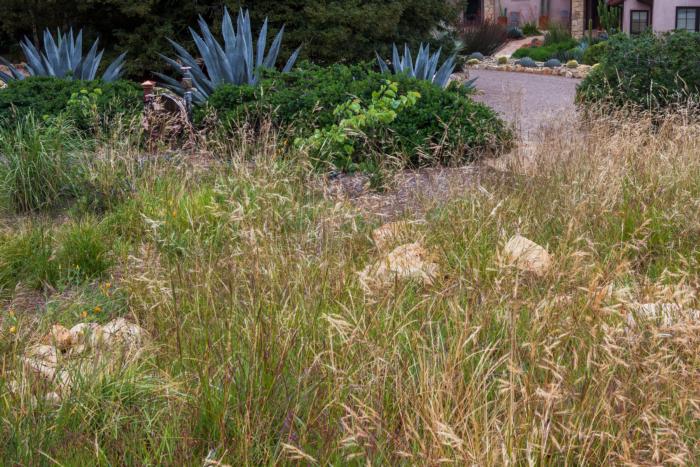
[0,29,126,84]
[157,8,301,104]
[376,43,457,89]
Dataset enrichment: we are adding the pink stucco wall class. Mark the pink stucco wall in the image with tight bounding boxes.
[653,0,700,31]
[622,0,700,33]
[501,0,571,25]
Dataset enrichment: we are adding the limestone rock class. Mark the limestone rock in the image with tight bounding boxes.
[359,242,439,293]
[69,322,101,349]
[503,235,552,276]
[372,221,412,253]
[42,324,73,351]
[23,345,58,381]
[99,318,148,353]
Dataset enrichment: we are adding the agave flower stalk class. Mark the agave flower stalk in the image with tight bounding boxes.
[0,28,126,84]
[157,8,301,104]
[376,43,457,89]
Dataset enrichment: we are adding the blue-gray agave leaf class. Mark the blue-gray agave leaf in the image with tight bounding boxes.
[376,42,457,89]
[160,8,301,103]
[0,28,126,84]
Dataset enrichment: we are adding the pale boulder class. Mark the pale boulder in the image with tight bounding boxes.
[23,345,58,381]
[371,221,412,253]
[503,235,552,276]
[359,242,439,293]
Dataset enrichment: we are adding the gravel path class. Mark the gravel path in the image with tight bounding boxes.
[469,69,581,140]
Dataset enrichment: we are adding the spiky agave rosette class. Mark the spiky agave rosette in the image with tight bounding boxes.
[156,8,301,104]
[0,29,126,84]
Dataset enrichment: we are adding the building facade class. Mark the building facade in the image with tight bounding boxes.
[609,0,700,34]
[461,0,589,37]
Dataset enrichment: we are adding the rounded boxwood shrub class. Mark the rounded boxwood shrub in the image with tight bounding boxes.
[582,41,609,65]
[544,58,562,68]
[204,63,512,167]
[577,31,700,109]
[566,59,579,68]
[0,77,142,130]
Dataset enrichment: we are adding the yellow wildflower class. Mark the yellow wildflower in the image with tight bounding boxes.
[9,326,16,334]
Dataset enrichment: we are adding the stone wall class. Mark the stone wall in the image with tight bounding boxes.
[484,0,496,20]
[570,0,585,37]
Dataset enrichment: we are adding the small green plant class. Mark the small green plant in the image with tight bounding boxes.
[566,59,579,68]
[0,226,57,295]
[467,58,480,66]
[497,55,508,65]
[522,22,541,36]
[544,58,561,68]
[507,27,524,39]
[66,87,103,130]
[296,80,420,171]
[54,219,113,283]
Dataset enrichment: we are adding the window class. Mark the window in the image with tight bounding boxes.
[630,10,649,35]
[676,7,700,32]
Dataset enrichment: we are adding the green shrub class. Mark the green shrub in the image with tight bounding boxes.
[0,77,141,130]
[522,22,541,36]
[582,41,609,65]
[577,31,700,109]
[204,64,512,167]
[544,23,573,46]
[0,114,82,212]
[512,38,579,61]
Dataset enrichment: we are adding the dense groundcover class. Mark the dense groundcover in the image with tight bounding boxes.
[204,64,512,166]
[577,31,700,109]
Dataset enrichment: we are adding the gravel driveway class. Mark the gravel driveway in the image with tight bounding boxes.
[469,69,581,140]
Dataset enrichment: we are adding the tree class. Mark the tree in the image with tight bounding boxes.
[0,0,456,79]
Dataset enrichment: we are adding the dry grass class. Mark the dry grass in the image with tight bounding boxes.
[1,108,699,464]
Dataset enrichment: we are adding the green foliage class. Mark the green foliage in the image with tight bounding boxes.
[582,41,609,65]
[597,0,621,33]
[0,114,81,212]
[460,21,508,55]
[521,22,541,36]
[544,23,573,46]
[0,77,141,130]
[205,64,512,167]
[577,31,700,109]
[544,58,561,68]
[0,0,455,79]
[512,38,579,61]
[566,59,579,68]
[295,80,421,171]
